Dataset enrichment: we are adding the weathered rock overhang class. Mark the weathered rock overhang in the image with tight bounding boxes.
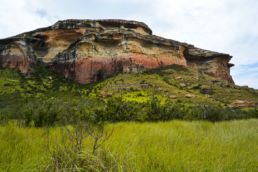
[52,19,153,35]
[0,19,235,84]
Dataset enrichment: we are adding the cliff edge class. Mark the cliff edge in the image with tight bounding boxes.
[0,19,234,84]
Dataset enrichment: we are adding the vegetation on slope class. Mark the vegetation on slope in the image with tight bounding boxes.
[0,65,257,171]
[0,65,257,125]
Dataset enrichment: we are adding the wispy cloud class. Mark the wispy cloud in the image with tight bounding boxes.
[0,0,257,88]
[0,0,56,38]
[35,9,48,18]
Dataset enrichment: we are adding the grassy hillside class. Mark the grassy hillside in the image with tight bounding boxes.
[0,65,257,125]
[0,119,257,171]
[1,65,257,105]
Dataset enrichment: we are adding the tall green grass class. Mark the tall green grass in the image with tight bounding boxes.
[0,119,257,172]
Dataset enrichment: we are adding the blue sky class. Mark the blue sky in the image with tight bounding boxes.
[0,0,257,88]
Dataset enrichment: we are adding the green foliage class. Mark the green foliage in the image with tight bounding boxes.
[0,120,257,171]
[46,122,117,171]
[146,97,257,122]
[95,97,148,122]
[19,98,104,127]
[1,94,256,127]
[0,65,257,126]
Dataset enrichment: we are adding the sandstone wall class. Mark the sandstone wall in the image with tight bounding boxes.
[187,57,234,83]
[0,19,234,84]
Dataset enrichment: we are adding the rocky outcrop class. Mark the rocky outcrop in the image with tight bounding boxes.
[230,100,257,108]
[0,19,234,84]
[186,47,234,83]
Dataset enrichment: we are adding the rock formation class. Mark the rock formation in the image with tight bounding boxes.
[0,19,234,84]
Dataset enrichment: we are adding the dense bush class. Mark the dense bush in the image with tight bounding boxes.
[93,97,147,122]
[11,97,104,127]
[0,95,257,126]
[146,98,257,122]
[147,97,183,121]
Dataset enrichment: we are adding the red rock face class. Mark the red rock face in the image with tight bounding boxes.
[0,19,234,84]
[0,47,30,74]
[54,54,187,84]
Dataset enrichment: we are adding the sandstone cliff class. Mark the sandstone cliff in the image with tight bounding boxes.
[0,19,234,84]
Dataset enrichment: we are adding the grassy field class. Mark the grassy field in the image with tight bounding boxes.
[0,119,257,172]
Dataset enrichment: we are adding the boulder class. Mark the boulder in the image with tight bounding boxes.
[230,100,257,108]
[200,85,213,95]
[185,94,195,98]
[179,83,186,87]
[169,95,177,99]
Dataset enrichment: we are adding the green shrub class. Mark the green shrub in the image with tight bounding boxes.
[46,121,118,172]
[96,97,147,122]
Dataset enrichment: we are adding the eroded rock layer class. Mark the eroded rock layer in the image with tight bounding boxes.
[0,19,234,84]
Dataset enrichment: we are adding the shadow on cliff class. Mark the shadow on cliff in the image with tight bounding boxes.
[144,64,188,75]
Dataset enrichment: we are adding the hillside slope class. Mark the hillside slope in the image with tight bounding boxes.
[0,65,257,124]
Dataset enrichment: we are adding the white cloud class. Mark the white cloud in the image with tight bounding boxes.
[0,0,55,38]
[142,0,258,64]
[0,0,257,88]
[231,63,258,88]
